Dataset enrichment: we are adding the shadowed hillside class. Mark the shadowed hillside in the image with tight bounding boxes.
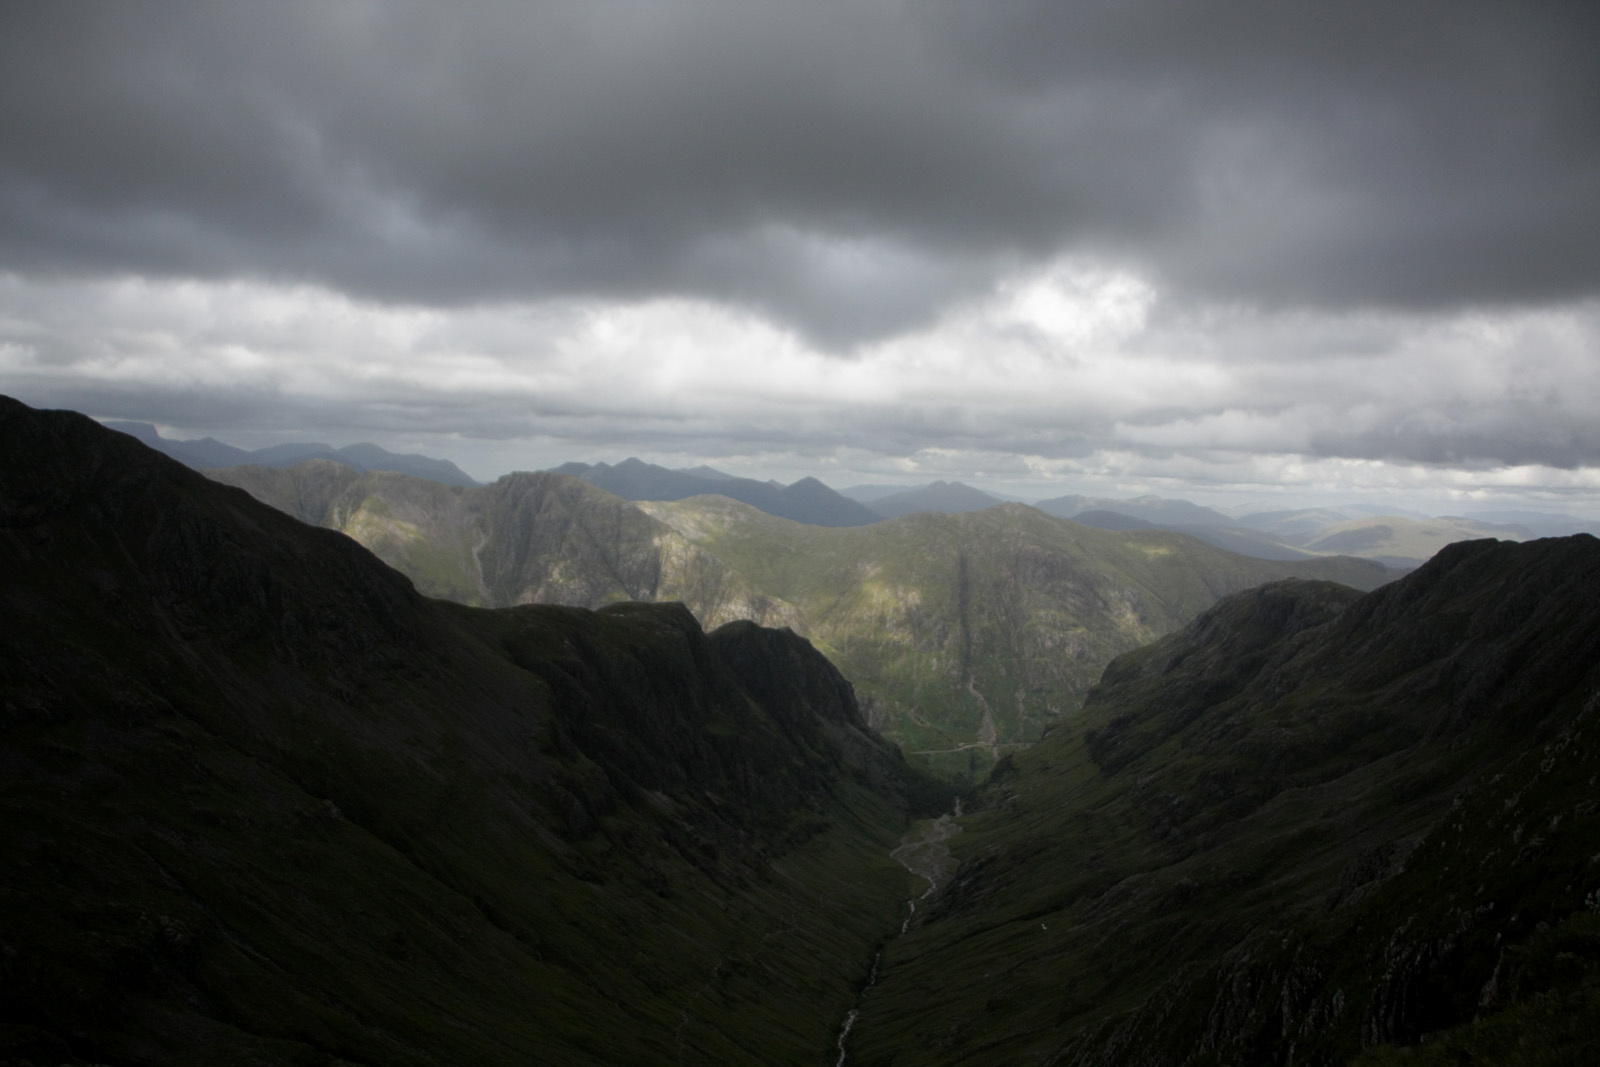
[847,534,1600,1065]
[0,397,946,1066]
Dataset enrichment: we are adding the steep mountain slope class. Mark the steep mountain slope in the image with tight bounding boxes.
[0,396,943,1066]
[847,535,1600,1065]
[640,496,1392,777]
[207,460,802,630]
[103,420,481,486]
[553,457,880,526]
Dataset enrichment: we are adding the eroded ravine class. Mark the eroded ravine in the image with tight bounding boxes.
[833,800,964,1064]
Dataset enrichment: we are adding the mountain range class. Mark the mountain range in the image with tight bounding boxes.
[104,420,481,487]
[96,419,1600,566]
[9,393,1600,1063]
[207,460,1392,779]
[554,457,881,527]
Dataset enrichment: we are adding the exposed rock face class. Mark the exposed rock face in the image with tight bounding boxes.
[0,395,939,1066]
[208,460,804,630]
[848,534,1600,1066]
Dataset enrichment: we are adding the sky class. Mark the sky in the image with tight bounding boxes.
[2,2,1599,515]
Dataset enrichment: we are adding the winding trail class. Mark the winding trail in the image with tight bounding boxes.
[832,800,964,1065]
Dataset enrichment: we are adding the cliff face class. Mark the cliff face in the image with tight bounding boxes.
[208,460,804,630]
[849,535,1600,1066]
[0,396,938,1067]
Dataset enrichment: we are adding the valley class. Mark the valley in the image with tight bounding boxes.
[6,395,1600,1065]
[208,460,1391,778]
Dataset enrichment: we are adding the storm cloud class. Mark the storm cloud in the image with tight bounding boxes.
[2,2,1598,509]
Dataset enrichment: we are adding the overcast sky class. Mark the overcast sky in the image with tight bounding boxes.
[3,2,1599,514]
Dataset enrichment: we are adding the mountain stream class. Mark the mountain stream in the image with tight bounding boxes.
[833,800,964,1066]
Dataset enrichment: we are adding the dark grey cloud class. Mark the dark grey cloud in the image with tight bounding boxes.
[4,2,1597,345]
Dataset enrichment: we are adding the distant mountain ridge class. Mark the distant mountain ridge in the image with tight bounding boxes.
[102,419,481,486]
[206,459,802,631]
[865,479,1002,519]
[553,457,880,526]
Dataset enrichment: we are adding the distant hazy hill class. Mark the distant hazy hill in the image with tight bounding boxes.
[1,396,943,1064]
[1035,492,1238,526]
[207,460,802,630]
[851,534,1600,1064]
[102,419,481,486]
[1464,508,1600,537]
[866,480,1003,519]
[553,457,880,526]
[640,496,1392,777]
[1299,514,1530,566]
[839,482,915,503]
[1036,493,1332,560]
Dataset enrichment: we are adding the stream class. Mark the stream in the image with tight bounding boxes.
[833,800,963,1066]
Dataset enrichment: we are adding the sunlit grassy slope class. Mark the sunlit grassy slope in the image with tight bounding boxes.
[642,495,1392,778]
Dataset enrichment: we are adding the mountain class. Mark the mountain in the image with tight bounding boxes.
[206,460,802,630]
[866,480,1003,519]
[1066,508,1160,531]
[1035,492,1239,527]
[210,460,1391,780]
[1234,505,1370,539]
[1299,514,1531,567]
[101,419,481,486]
[1,395,946,1065]
[840,483,919,503]
[1068,509,1331,562]
[673,463,739,480]
[552,457,880,526]
[846,534,1600,1064]
[11,394,1592,1064]
[1463,508,1600,538]
[639,496,1393,778]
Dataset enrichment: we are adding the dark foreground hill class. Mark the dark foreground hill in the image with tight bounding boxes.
[0,397,945,1066]
[847,534,1600,1065]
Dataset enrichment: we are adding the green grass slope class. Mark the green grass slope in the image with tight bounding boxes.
[1,397,945,1066]
[641,496,1392,778]
[846,535,1600,1065]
